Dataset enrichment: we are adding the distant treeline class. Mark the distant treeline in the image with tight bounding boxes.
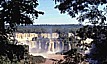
[6,24,83,33]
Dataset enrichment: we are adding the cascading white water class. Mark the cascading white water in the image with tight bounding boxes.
[28,27,71,57]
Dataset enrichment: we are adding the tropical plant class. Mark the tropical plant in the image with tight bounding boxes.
[54,0,107,63]
[0,0,43,63]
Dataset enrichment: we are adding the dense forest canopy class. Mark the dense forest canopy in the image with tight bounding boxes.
[15,24,82,33]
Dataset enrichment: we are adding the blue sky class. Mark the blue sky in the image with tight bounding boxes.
[34,0,79,24]
[34,0,107,25]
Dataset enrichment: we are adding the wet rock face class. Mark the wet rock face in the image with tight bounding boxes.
[29,55,46,64]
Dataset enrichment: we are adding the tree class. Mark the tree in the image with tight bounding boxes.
[0,0,44,35]
[0,0,43,63]
[0,0,44,44]
[54,0,107,17]
[54,0,107,63]
[54,0,107,24]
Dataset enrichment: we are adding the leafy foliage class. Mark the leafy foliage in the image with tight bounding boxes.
[54,0,107,63]
[0,0,44,34]
[54,0,107,24]
[76,25,107,63]
[0,0,43,63]
[77,6,106,25]
[54,0,107,14]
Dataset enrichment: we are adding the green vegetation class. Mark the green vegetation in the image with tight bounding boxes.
[15,24,82,33]
[0,0,43,64]
[54,0,107,64]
